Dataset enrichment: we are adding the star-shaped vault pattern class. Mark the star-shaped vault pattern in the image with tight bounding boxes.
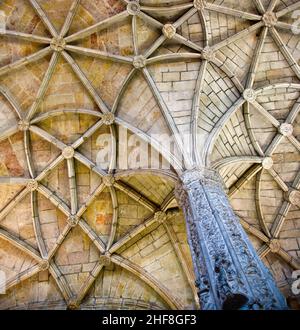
[0,0,299,309]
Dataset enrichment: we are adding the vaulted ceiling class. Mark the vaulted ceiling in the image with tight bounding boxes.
[0,0,299,309]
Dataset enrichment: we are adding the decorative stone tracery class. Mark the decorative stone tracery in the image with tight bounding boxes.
[0,0,299,311]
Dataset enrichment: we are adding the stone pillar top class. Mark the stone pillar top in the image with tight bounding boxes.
[175,167,225,209]
[180,167,223,187]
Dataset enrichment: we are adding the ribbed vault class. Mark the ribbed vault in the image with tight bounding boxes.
[0,0,299,309]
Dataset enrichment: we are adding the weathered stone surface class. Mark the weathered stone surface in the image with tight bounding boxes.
[175,168,287,310]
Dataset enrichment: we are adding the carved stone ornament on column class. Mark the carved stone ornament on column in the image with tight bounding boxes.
[175,167,288,310]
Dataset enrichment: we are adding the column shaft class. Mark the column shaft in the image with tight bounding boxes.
[175,168,287,310]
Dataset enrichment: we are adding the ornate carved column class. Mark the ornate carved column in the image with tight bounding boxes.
[175,168,287,310]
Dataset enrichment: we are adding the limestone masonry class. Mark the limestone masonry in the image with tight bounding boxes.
[0,0,299,310]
